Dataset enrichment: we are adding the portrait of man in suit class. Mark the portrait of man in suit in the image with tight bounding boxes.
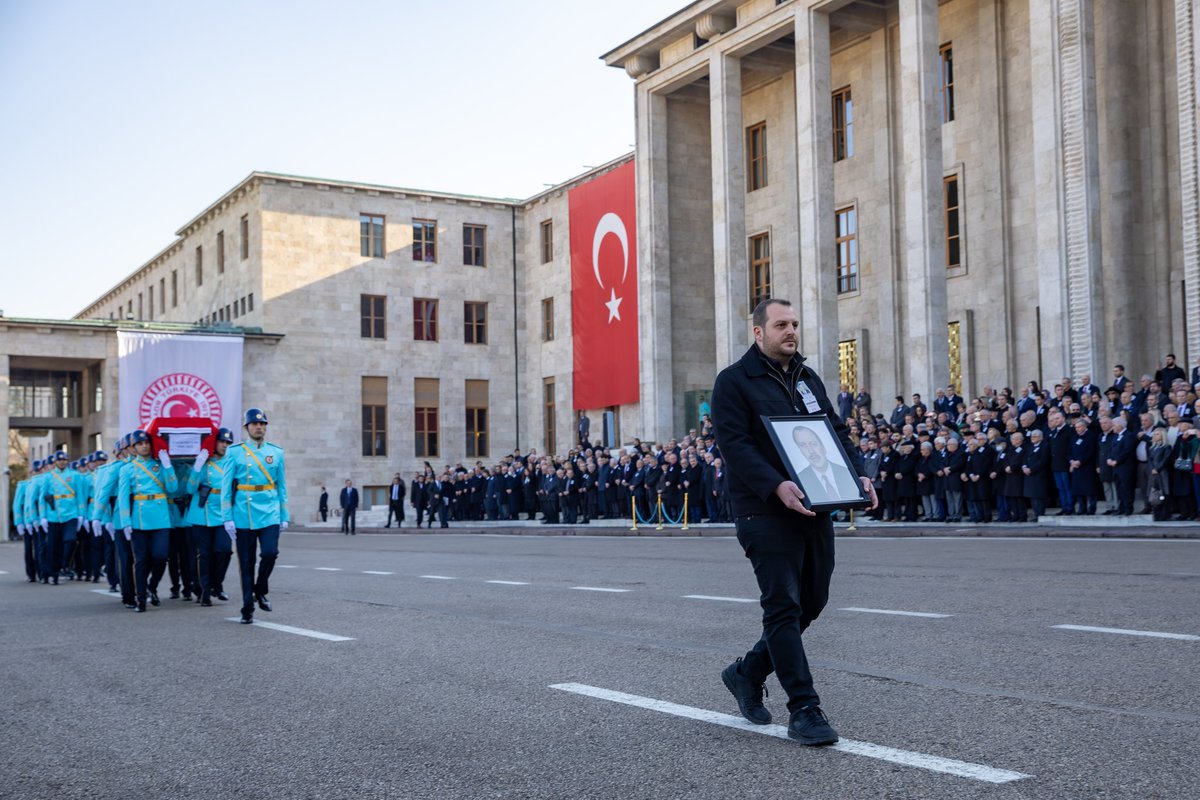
[787,423,862,505]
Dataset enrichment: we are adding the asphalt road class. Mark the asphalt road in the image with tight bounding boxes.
[1,531,1197,799]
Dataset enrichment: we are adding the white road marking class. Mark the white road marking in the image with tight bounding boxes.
[571,586,631,593]
[0,570,8,574]
[91,589,122,599]
[683,595,758,603]
[314,567,341,571]
[419,575,456,580]
[1052,624,1200,641]
[839,607,953,619]
[550,683,1030,785]
[277,565,298,569]
[225,618,354,641]
[362,571,394,575]
[486,580,530,585]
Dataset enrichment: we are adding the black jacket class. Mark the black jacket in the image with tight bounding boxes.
[711,345,862,517]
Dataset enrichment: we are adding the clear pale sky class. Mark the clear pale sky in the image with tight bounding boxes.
[0,0,682,319]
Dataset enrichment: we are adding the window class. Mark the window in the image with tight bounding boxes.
[413,219,436,262]
[541,297,555,341]
[195,246,203,286]
[464,301,487,344]
[361,376,387,457]
[415,378,439,458]
[361,294,386,339]
[171,271,178,307]
[832,87,853,161]
[147,289,154,320]
[746,121,767,191]
[948,320,962,392]
[247,293,254,312]
[465,379,489,458]
[413,298,438,341]
[835,206,858,293]
[463,224,486,266]
[543,378,556,454]
[540,219,553,263]
[838,339,859,391]
[940,44,955,123]
[944,175,961,269]
[137,293,143,320]
[240,297,247,316]
[127,300,132,317]
[217,231,225,273]
[240,214,249,259]
[360,214,384,258]
[749,233,771,308]
[159,278,165,313]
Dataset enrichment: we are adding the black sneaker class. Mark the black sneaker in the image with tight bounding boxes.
[788,705,838,746]
[721,658,771,725]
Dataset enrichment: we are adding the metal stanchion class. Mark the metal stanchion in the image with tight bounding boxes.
[655,496,664,531]
[681,493,689,531]
[847,508,857,532]
[630,497,638,533]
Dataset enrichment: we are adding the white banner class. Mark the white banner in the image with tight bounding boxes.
[118,331,243,433]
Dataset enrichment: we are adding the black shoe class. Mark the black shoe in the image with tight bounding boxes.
[788,705,838,746]
[123,603,137,609]
[240,612,253,624]
[149,591,160,607]
[136,602,147,613]
[200,597,213,607]
[216,591,229,601]
[28,577,37,583]
[108,586,119,593]
[41,578,49,584]
[255,594,272,612]
[169,588,180,599]
[92,576,100,583]
[182,592,193,601]
[52,577,59,585]
[721,658,771,725]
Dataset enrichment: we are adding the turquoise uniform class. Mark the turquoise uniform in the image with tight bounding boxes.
[12,480,28,528]
[220,441,289,529]
[117,456,180,531]
[41,467,84,523]
[90,462,122,527]
[74,468,93,522]
[25,473,45,524]
[186,455,230,527]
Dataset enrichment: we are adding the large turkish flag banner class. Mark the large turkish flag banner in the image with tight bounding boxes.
[569,161,639,409]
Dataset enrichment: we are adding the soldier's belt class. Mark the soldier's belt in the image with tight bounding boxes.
[133,494,167,501]
[208,489,221,494]
[52,494,73,499]
[237,484,273,491]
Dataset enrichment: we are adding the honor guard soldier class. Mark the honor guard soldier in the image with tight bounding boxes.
[108,436,138,607]
[26,459,49,583]
[117,430,180,612]
[88,450,119,593]
[39,451,82,585]
[220,408,289,625]
[73,457,98,582]
[186,428,236,606]
[11,465,36,581]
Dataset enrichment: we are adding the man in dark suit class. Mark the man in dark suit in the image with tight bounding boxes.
[339,479,359,534]
[318,487,329,522]
[1106,417,1137,515]
[385,475,406,528]
[411,475,426,527]
[427,476,448,528]
[835,384,854,422]
[791,425,861,504]
[1046,411,1074,514]
[1111,365,1130,392]
[1156,353,1186,388]
[1191,361,1200,388]
[1022,430,1050,520]
[577,414,591,447]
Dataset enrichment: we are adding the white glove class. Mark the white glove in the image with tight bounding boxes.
[16,524,24,537]
[280,521,289,531]
[77,516,85,528]
[40,519,49,532]
[158,450,172,469]
[124,527,133,541]
[106,523,115,540]
[224,521,237,541]
[193,449,209,472]
[93,522,102,538]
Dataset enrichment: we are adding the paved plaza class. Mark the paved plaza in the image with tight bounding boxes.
[2,530,1197,799]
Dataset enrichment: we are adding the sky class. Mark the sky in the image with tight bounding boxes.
[0,0,682,319]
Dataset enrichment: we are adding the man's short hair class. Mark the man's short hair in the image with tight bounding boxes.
[1115,364,1125,371]
[751,298,792,329]
[1167,353,1176,359]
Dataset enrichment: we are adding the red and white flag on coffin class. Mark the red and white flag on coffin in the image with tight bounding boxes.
[569,161,639,409]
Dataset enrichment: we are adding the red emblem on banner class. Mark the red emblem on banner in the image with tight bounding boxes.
[138,372,223,426]
[569,161,639,409]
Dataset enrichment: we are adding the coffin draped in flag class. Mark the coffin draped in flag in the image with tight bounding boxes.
[117,331,244,433]
[569,161,639,409]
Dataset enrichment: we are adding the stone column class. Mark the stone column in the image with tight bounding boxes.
[0,353,9,535]
[1175,0,1200,365]
[898,0,948,397]
[636,86,676,440]
[794,4,839,389]
[710,52,749,367]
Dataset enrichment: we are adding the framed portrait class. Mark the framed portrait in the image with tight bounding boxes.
[761,414,871,511]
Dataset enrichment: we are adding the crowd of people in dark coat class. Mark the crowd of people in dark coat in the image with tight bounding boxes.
[836,356,1200,523]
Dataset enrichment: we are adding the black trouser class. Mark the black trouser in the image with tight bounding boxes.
[415,504,426,526]
[320,507,328,522]
[131,529,169,605]
[114,532,135,604]
[386,500,404,526]
[1114,468,1135,514]
[236,525,280,615]
[735,512,835,715]
[168,527,197,595]
[24,532,39,580]
[191,525,233,601]
[342,508,356,533]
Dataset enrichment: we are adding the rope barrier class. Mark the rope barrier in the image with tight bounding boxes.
[627,493,695,530]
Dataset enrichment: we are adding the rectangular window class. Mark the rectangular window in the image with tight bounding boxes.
[240,214,249,260]
[541,297,555,341]
[415,377,439,458]
[835,206,858,293]
[746,121,767,191]
[543,378,556,454]
[217,231,226,273]
[360,213,384,258]
[832,87,853,161]
[361,376,387,457]
[944,175,961,269]
[137,293,143,320]
[148,289,154,320]
[940,44,955,124]
[464,301,487,344]
[361,294,386,339]
[540,219,553,263]
[159,278,165,313]
[463,223,487,266]
[413,298,438,341]
[465,379,489,458]
[127,300,133,317]
[413,219,437,262]
[248,293,254,312]
[171,271,178,307]
[948,320,962,393]
[749,233,771,309]
[240,297,247,316]
[195,246,203,286]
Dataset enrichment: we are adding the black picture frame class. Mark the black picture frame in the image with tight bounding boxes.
[760,414,871,511]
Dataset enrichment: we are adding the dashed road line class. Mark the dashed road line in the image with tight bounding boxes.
[91,588,122,599]
[419,575,457,580]
[571,586,631,593]
[314,567,342,571]
[225,618,354,641]
[487,580,530,585]
[362,570,395,575]
[683,594,757,603]
[550,683,1031,784]
[839,607,953,619]
[277,565,298,569]
[1052,624,1199,641]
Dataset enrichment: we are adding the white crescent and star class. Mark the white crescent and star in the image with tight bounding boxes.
[591,212,629,324]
